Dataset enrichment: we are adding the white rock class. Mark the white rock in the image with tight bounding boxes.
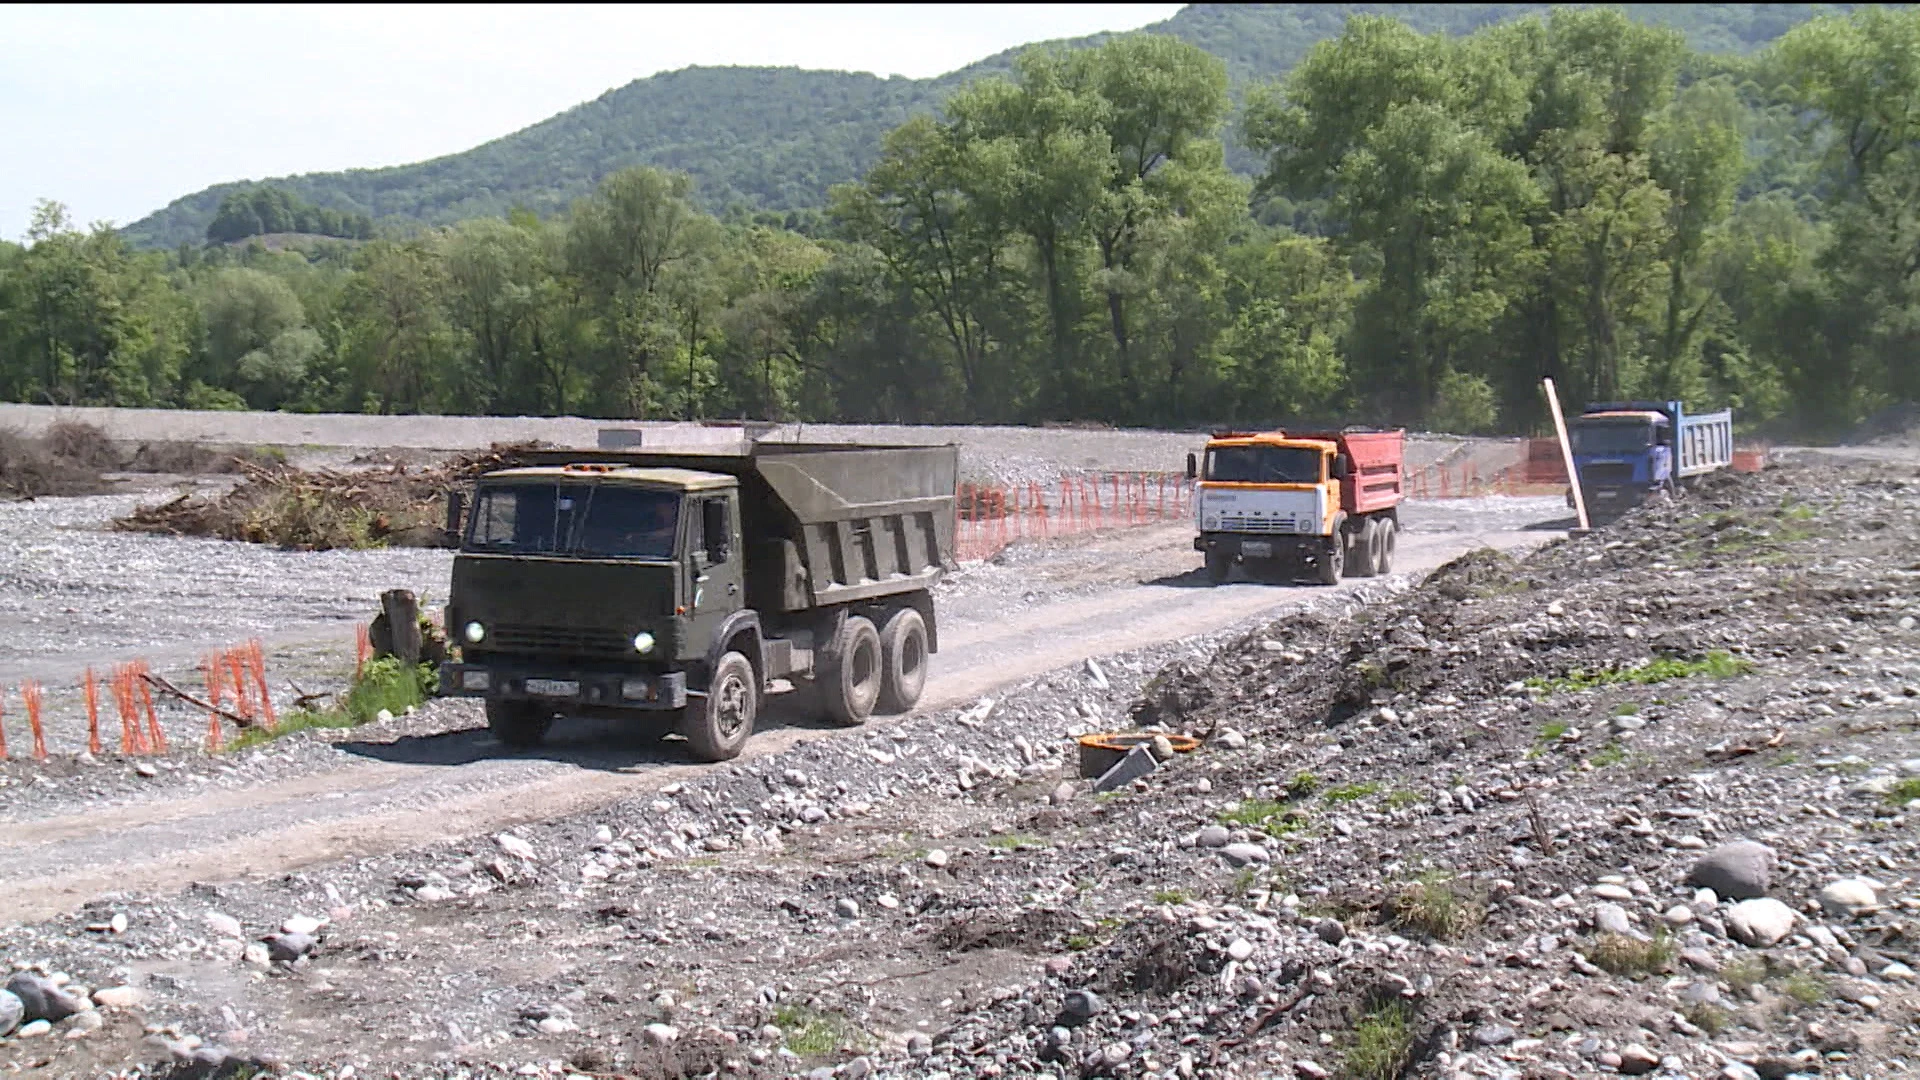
[281,915,323,935]
[1727,898,1797,947]
[17,1019,52,1038]
[91,986,147,1009]
[1818,878,1881,919]
[924,849,949,869]
[497,833,537,861]
[204,912,244,939]
[1226,939,1255,962]
[375,708,394,723]
[644,1023,680,1045]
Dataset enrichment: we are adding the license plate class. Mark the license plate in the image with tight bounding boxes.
[1242,541,1273,558]
[524,679,579,698]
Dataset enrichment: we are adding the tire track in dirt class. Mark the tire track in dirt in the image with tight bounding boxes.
[0,519,1558,925]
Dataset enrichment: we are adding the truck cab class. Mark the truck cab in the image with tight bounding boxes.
[1188,429,1403,586]
[440,464,749,749]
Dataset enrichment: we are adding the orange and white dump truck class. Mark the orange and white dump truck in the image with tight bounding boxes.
[1186,428,1406,585]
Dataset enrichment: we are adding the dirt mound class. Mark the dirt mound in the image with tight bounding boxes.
[0,426,111,498]
[112,442,544,550]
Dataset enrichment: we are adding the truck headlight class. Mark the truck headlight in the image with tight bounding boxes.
[461,670,491,691]
[463,621,486,644]
[632,631,656,654]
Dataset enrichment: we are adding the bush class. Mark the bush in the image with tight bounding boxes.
[228,656,434,752]
[1430,370,1499,435]
[42,420,122,470]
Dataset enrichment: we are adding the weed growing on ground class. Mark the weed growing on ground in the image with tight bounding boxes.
[1780,970,1828,1005]
[1220,799,1309,838]
[1384,789,1422,810]
[1591,741,1628,768]
[1539,720,1570,742]
[229,656,434,752]
[985,833,1044,850]
[1885,778,1920,805]
[1611,702,1640,716]
[1685,1002,1730,1034]
[1152,888,1193,905]
[1390,872,1482,940]
[1590,932,1675,977]
[772,1006,857,1057]
[1343,1001,1413,1080]
[1527,651,1753,695]
[1287,771,1322,798]
[1723,956,1767,991]
[1324,781,1382,803]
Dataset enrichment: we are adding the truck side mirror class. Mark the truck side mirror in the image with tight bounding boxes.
[445,490,466,538]
[1186,452,1198,481]
[1331,454,1352,481]
[702,498,731,564]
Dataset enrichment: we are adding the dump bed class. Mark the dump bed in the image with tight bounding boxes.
[1675,409,1734,478]
[1287,429,1405,515]
[509,442,958,611]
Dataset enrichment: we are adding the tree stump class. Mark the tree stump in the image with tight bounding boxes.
[370,589,423,665]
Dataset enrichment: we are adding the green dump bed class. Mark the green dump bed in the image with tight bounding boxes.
[511,442,957,612]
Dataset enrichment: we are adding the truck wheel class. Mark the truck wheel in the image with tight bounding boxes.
[1348,519,1379,578]
[1316,533,1345,586]
[1376,518,1397,574]
[486,700,552,748]
[683,651,757,762]
[821,615,883,726]
[1204,551,1232,584]
[877,607,929,714]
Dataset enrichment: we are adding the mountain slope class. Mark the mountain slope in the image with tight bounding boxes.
[120,3,1854,249]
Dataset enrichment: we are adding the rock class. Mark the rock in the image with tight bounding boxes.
[1196,825,1231,849]
[63,1010,103,1038]
[1594,903,1638,937]
[835,898,861,920]
[924,849,949,869]
[91,986,147,1010]
[1063,989,1105,1019]
[0,989,22,1036]
[1217,731,1247,750]
[17,1019,52,1038]
[1688,841,1776,900]
[415,885,455,903]
[1315,919,1347,945]
[1148,735,1176,762]
[1221,843,1270,867]
[644,1023,680,1046]
[133,762,158,778]
[1084,658,1109,690]
[537,1016,575,1035]
[1592,883,1635,901]
[1474,1024,1516,1046]
[1048,782,1077,806]
[262,932,317,962]
[496,833,537,861]
[906,1033,933,1058]
[1294,1061,1330,1080]
[281,914,323,935]
[242,942,271,967]
[1818,878,1881,919]
[841,1056,873,1079]
[1727,898,1797,947]
[1618,1044,1661,1075]
[1226,938,1255,961]
[1681,948,1721,972]
[204,912,244,939]
[5,973,82,1023]
[1100,1042,1132,1067]
[109,912,128,934]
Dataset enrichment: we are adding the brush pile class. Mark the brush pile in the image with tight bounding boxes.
[113,441,544,550]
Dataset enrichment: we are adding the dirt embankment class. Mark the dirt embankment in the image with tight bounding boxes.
[0,419,283,499]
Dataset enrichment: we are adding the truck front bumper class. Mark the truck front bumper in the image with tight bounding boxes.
[1195,532,1331,559]
[439,663,687,711]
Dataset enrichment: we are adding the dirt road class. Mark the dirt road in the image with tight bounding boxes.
[0,499,1563,926]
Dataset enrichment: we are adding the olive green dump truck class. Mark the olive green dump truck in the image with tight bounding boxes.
[438,442,957,761]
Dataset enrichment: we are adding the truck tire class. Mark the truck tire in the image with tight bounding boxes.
[821,615,883,726]
[877,607,929,714]
[1315,532,1345,586]
[683,650,757,762]
[1204,551,1233,584]
[486,699,552,748]
[1376,518,1397,574]
[1348,519,1380,578]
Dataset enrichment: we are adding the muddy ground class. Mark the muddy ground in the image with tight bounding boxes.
[0,453,1916,1080]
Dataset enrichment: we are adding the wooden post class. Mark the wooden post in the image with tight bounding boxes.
[1543,377,1590,533]
[377,589,424,665]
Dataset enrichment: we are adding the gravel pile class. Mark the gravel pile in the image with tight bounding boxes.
[5,458,1918,1079]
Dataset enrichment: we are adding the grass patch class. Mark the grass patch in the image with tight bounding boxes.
[1589,931,1675,977]
[1526,651,1754,695]
[1389,872,1482,940]
[1611,702,1641,716]
[1684,1002,1730,1034]
[1590,741,1628,768]
[1723,956,1767,991]
[985,833,1045,850]
[1384,789,1422,810]
[1287,771,1322,799]
[1324,781,1382,804]
[1539,720,1570,742]
[228,656,434,752]
[1152,888,1193,905]
[1220,799,1309,838]
[1885,778,1920,806]
[772,1005,858,1057]
[1066,934,1094,951]
[1780,970,1827,1005]
[1344,1001,1414,1080]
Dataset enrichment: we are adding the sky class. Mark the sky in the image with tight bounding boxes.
[0,3,1186,243]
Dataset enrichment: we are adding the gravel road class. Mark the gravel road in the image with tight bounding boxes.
[0,496,1566,926]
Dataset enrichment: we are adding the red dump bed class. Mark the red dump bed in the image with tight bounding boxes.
[1291,429,1404,516]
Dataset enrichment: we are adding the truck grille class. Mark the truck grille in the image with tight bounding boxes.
[1579,463,1636,487]
[1218,514,1308,534]
[488,624,635,659]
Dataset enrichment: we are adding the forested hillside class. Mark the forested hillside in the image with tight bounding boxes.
[119,3,1855,249]
[8,6,1916,441]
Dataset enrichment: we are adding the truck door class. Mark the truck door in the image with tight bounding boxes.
[687,493,745,646]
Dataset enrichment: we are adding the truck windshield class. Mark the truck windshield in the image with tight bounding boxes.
[1205,445,1322,484]
[1571,423,1656,455]
[465,483,680,559]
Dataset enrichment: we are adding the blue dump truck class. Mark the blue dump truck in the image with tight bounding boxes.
[1568,400,1734,523]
